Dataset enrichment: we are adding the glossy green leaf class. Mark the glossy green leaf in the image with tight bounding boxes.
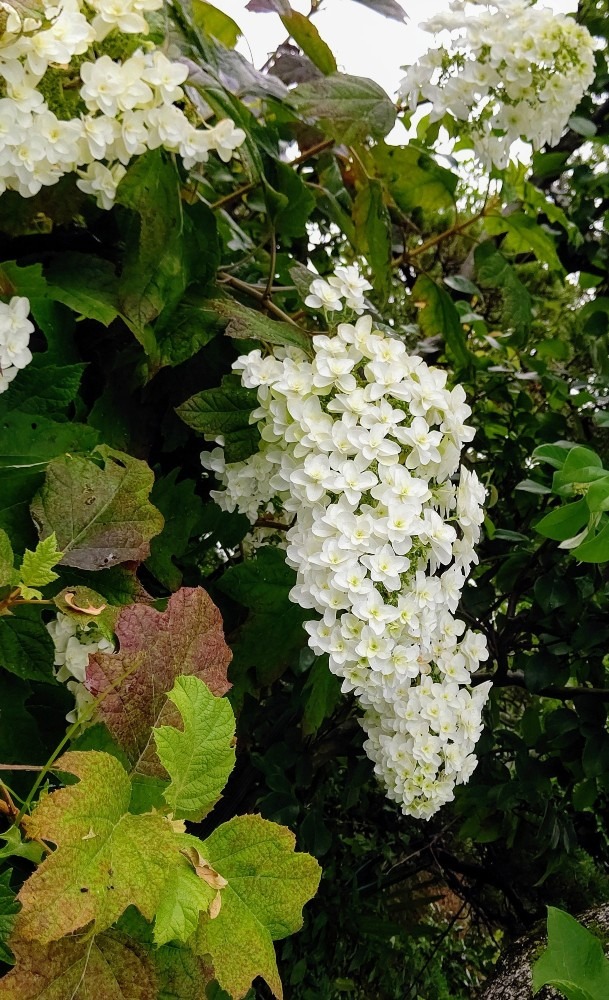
[535,499,589,541]
[412,274,472,369]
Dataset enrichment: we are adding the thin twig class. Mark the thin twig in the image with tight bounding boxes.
[218,272,306,329]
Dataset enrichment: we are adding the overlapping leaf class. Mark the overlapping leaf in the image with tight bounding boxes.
[194,815,321,999]
[154,675,236,822]
[86,588,231,774]
[17,751,212,945]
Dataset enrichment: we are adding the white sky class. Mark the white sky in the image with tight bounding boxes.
[217,0,579,99]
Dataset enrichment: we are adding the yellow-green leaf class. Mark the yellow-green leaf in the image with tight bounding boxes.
[194,814,321,999]
[154,676,236,823]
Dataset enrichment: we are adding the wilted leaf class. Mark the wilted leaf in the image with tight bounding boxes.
[154,675,236,823]
[193,814,321,999]
[0,871,19,965]
[0,926,157,998]
[211,297,312,354]
[86,588,231,774]
[17,751,211,944]
[30,446,164,571]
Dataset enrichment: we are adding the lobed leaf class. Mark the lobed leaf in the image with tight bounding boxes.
[86,588,231,775]
[154,675,236,823]
[194,814,321,999]
[17,751,211,945]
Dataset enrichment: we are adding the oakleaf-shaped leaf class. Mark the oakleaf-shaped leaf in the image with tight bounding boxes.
[86,588,231,776]
[0,870,19,965]
[17,533,62,598]
[17,751,210,944]
[194,815,321,999]
[0,928,157,999]
[30,446,164,571]
[154,676,236,823]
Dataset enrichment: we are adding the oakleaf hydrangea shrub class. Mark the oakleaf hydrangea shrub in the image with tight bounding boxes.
[0,0,245,205]
[400,0,596,167]
[203,274,491,820]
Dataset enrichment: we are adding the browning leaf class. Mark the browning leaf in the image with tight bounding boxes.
[85,588,231,775]
[0,929,157,999]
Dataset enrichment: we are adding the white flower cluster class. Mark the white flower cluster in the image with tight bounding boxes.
[0,295,33,393]
[203,297,491,818]
[0,0,245,205]
[305,264,372,316]
[399,0,596,168]
[47,612,114,723]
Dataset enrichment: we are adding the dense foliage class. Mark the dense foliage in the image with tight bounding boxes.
[1,0,609,996]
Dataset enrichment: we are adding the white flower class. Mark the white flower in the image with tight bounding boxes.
[305,277,343,312]
[76,161,127,210]
[204,276,489,818]
[207,118,246,163]
[399,0,596,167]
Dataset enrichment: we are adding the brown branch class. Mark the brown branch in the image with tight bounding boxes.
[218,272,307,329]
[395,208,489,267]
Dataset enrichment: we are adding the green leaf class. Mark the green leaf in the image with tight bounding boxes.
[532,906,609,999]
[154,675,236,823]
[353,179,391,300]
[212,297,312,355]
[18,532,62,595]
[17,751,212,944]
[0,607,55,682]
[155,295,223,369]
[412,274,472,369]
[572,521,609,563]
[568,115,597,137]
[372,143,457,215]
[193,814,321,998]
[269,160,317,238]
[0,871,19,965]
[291,73,396,145]
[485,212,563,271]
[116,150,182,336]
[535,499,589,542]
[217,547,308,689]
[532,443,573,470]
[0,361,87,419]
[146,471,206,591]
[280,9,337,75]
[0,413,98,472]
[0,528,15,587]
[586,477,609,513]
[30,446,164,571]
[301,656,341,736]
[474,241,531,338]
[176,374,260,463]
[444,274,481,296]
[46,253,120,326]
[193,0,242,46]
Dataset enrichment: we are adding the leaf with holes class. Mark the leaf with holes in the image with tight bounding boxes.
[30,446,164,571]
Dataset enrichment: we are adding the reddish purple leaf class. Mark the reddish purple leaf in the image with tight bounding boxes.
[86,587,232,774]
